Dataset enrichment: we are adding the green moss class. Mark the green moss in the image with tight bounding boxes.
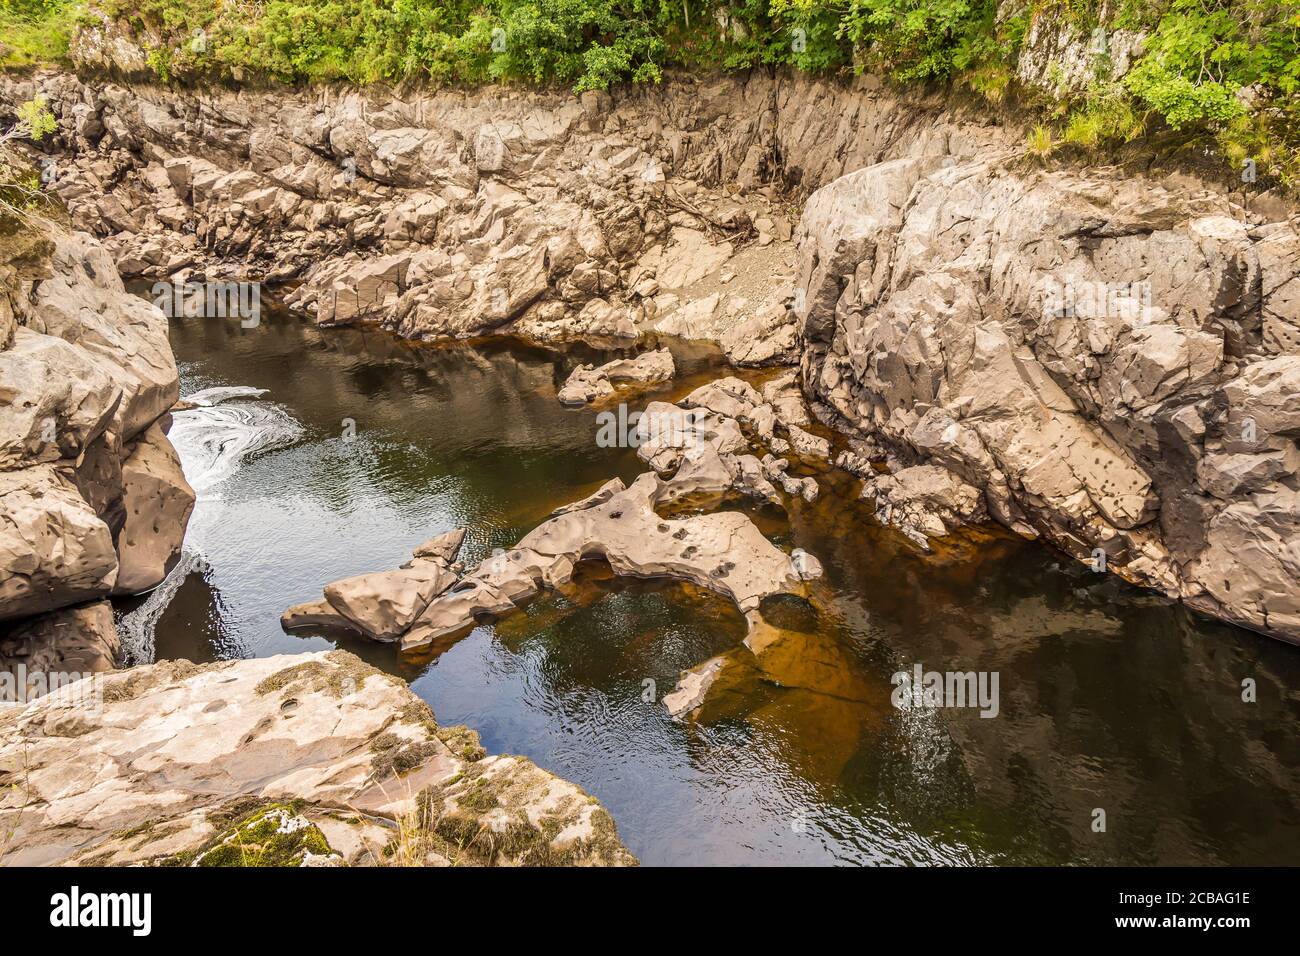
[385,760,637,866]
[101,660,203,703]
[436,724,486,762]
[160,802,338,867]
[369,730,440,779]
[254,651,395,698]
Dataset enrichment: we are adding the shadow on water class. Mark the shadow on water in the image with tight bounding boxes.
[140,306,1300,866]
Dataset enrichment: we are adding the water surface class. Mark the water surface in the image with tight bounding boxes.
[134,309,1300,866]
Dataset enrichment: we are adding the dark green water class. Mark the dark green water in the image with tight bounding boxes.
[141,309,1300,866]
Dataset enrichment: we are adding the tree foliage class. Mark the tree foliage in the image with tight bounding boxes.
[2,0,1299,183]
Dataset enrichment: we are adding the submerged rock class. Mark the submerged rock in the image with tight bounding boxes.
[0,650,636,866]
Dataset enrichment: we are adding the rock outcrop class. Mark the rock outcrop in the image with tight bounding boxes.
[636,373,828,505]
[3,64,1297,645]
[557,347,674,405]
[0,650,636,865]
[1,72,798,357]
[794,146,1300,643]
[0,601,119,703]
[0,224,192,688]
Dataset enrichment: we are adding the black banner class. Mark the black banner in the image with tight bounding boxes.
[2,866,1285,941]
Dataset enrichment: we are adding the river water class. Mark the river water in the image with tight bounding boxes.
[125,308,1300,866]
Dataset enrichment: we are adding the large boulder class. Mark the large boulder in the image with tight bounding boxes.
[19,232,178,440]
[283,529,464,640]
[0,328,121,469]
[112,421,196,596]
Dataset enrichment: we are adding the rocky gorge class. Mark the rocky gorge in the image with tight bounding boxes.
[4,61,1296,647]
[1,31,1298,866]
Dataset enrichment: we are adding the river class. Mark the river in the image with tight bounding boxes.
[119,306,1300,866]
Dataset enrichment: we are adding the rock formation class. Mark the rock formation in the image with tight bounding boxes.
[284,469,820,654]
[637,374,827,505]
[0,223,194,695]
[557,347,674,405]
[861,465,988,551]
[0,73,798,363]
[281,529,465,640]
[2,64,1296,646]
[0,650,635,865]
[793,145,1300,642]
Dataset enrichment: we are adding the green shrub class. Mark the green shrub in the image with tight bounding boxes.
[1,0,1298,187]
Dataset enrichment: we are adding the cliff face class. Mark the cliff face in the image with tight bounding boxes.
[790,126,1300,644]
[2,67,1297,646]
[0,221,194,688]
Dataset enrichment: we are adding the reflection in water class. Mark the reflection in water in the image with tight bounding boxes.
[146,308,1300,866]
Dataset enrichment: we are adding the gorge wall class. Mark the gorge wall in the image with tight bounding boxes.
[0,218,193,687]
[2,65,1298,651]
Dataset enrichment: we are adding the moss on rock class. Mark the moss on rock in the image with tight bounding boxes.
[162,802,339,867]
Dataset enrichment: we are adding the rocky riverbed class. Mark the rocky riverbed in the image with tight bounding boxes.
[4,61,1296,646]
[1,49,1298,865]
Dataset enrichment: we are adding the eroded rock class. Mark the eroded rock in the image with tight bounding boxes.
[0,650,636,866]
[112,421,196,595]
[557,348,675,406]
[283,529,465,640]
[861,464,988,550]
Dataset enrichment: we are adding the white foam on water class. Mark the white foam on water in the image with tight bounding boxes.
[169,388,304,495]
[117,387,304,663]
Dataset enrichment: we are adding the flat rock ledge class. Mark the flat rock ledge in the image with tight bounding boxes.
[0,650,636,867]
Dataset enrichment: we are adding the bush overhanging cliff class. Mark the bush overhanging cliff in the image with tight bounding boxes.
[1,2,1297,181]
